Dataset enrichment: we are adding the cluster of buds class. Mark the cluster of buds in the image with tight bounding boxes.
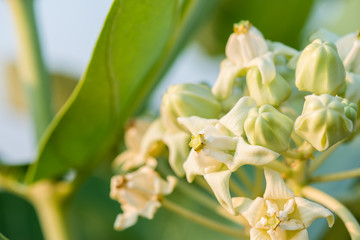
[110,20,360,238]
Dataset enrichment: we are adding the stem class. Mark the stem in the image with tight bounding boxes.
[308,142,341,174]
[264,160,291,175]
[310,168,360,183]
[162,199,248,239]
[8,0,53,141]
[176,180,246,225]
[302,186,360,240]
[292,159,308,185]
[28,181,72,240]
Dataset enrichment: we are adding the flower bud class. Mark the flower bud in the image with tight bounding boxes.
[161,83,222,132]
[244,105,294,152]
[246,67,291,107]
[294,94,356,151]
[295,39,345,95]
[226,20,267,66]
[338,97,358,126]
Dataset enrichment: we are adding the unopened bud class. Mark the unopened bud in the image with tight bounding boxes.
[246,67,291,107]
[296,39,345,95]
[244,105,294,152]
[294,94,356,151]
[161,83,222,132]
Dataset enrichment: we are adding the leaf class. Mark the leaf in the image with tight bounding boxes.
[0,233,9,240]
[26,0,216,182]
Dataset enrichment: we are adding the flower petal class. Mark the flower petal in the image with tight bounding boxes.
[231,137,279,171]
[232,197,253,214]
[204,170,234,214]
[212,59,246,99]
[267,41,298,57]
[114,210,139,231]
[163,131,190,176]
[250,228,271,240]
[279,219,304,231]
[177,116,218,136]
[183,149,223,182]
[138,200,162,219]
[140,119,165,155]
[309,28,339,43]
[246,52,276,84]
[294,197,334,228]
[288,229,309,240]
[263,168,294,200]
[220,96,257,136]
[240,197,266,227]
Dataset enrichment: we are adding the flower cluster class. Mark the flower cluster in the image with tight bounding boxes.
[110,21,360,239]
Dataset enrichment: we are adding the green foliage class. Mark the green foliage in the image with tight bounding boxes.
[26,0,204,182]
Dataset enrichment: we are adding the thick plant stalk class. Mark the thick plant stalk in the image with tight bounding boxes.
[8,0,53,141]
[302,186,360,240]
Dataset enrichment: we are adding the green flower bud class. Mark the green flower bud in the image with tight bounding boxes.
[161,83,222,132]
[246,67,291,107]
[294,94,356,151]
[244,105,294,152]
[295,39,345,95]
[338,97,358,126]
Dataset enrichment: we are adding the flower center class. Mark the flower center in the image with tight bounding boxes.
[265,214,281,230]
[189,134,205,153]
[233,20,252,34]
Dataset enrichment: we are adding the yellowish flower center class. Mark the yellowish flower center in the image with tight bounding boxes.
[265,214,281,230]
[233,21,252,34]
[189,134,205,153]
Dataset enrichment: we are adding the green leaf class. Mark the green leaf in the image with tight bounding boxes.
[26,0,216,182]
[0,233,9,240]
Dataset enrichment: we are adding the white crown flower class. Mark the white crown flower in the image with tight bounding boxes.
[110,166,177,230]
[234,168,334,240]
[112,119,159,171]
[178,98,280,214]
[336,30,360,74]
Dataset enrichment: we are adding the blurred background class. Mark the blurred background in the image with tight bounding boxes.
[0,0,360,239]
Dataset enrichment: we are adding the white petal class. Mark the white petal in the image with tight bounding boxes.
[279,198,296,220]
[309,28,339,43]
[266,200,279,215]
[268,41,298,57]
[232,197,253,214]
[163,131,190,176]
[177,116,218,135]
[212,58,246,99]
[204,135,238,151]
[267,228,286,240]
[288,229,309,240]
[294,197,334,228]
[231,137,279,171]
[114,211,139,231]
[220,96,257,136]
[250,228,271,240]
[336,32,357,61]
[240,197,266,227]
[138,200,162,219]
[140,119,164,155]
[203,148,233,166]
[279,219,304,230]
[183,149,223,182]
[246,52,276,84]
[263,168,294,200]
[204,170,234,214]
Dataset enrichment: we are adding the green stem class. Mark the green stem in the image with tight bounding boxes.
[264,160,291,175]
[8,0,53,141]
[308,142,341,174]
[176,180,246,225]
[28,181,72,240]
[162,199,248,239]
[310,168,360,183]
[302,186,360,240]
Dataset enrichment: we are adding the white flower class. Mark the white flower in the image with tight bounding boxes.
[336,30,360,74]
[234,168,334,240]
[112,119,159,171]
[110,166,177,230]
[178,103,279,214]
[212,21,298,100]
